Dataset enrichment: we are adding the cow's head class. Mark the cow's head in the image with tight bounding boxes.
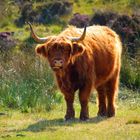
[27,22,86,71]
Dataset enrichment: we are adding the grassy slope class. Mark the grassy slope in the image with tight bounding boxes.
[0,99,140,140]
[71,0,135,15]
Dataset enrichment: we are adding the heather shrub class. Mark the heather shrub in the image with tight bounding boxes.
[90,10,140,57]
[112,14,140,56]
[89,10,118,26]
[69,13,90,27]
[0,32,17,52]
[15,0,73,26]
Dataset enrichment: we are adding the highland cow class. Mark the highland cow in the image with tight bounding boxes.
[28,22,122,120]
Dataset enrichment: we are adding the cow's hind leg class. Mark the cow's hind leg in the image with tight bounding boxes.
[97,85,107,117]
[106,70,120,117]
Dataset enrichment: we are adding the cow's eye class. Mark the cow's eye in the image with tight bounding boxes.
[64,48,68,52]
[64,45,71,52]
[63,48,69,54]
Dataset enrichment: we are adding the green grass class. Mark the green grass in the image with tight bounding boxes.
[121,54,140,90]
[71,0,139,15]
[0,91,140,140]
[0,52,62,112]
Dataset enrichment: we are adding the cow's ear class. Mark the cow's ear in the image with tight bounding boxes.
[72,43,85,56]
[35,44,47,57]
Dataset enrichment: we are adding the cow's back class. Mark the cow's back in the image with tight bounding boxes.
[60,25,122,88]
[84,26,122,87]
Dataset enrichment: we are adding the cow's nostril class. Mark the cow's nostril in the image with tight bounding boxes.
[53,59,63,66]
[54,60,57,64]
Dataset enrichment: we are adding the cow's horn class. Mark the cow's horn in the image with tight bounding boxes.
[27,22,49,43]
[69,26,86,42]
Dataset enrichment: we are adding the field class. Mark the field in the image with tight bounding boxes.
[0,100,140,140]
[0,88,140,140]
[0,0,140,140]
[0,103,140,140]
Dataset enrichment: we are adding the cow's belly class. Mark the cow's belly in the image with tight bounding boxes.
[94,52,117,87]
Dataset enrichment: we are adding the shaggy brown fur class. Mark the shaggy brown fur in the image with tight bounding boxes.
[35,25,122,120]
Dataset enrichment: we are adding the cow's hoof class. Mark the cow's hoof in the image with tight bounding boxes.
[65,112,75,121]
[65,116,75,121]
[107,108,115,117]
[80,115,89,121]
[107,112,115,117]
[80,117,89,121]
[65,110,75,121]
[97,111,107,117]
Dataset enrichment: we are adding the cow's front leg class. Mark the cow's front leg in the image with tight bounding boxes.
[64,93,75,121]
[79,85,92,121]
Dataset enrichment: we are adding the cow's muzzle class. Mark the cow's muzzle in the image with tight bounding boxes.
[52,59,63,71]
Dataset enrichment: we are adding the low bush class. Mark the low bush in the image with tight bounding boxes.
[0,32,17,52]
[90,11,118,26]
[15,0,73,26]
[69,13,90,27]
[112,14,140,57]
[90,11,140,57]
